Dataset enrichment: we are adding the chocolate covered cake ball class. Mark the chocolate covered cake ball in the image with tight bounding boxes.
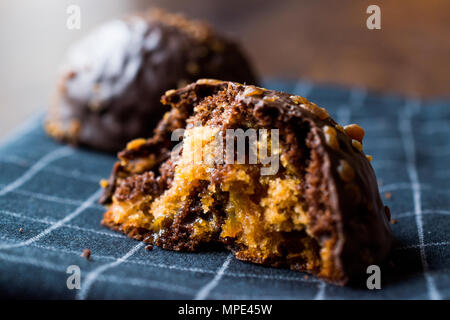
[46,9,258,152]
[100,79,394,285]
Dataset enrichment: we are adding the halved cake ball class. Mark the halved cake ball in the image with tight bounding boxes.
[100,79,393,285]
[46,9,258,152]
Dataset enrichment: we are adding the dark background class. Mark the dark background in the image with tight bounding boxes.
[1,0,449,138]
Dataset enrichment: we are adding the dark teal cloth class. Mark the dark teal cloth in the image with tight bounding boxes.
[0,80,449,299]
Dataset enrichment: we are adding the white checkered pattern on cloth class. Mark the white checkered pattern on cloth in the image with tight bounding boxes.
[0,80,449,299]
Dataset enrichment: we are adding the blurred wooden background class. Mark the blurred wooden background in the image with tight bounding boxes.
[1,0,449,139]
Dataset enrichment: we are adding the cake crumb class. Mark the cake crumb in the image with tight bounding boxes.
[145,244,154,251]
[81,248,91,260]
[384,192,392,199]
[390,219,398,225]
[303,275,309,280]
[19,227,23,233]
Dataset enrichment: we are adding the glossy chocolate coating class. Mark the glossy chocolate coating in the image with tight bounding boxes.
[46,9,258,152]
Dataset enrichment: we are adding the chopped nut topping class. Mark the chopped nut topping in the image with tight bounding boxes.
[126,138,147,150]
[243,86,265,97]
[19,227,23,233]
[100,179,109,188]
[290,95,308,105]
[338,159,355,182]
[335,124,345,133]
[366,154,373,161]
[149,9,212,41]
[164,89,176,96]
[263,96,278,103]
[44,121,64,139]
[323,126,339,150]
[344,124,365,142]
[196,79,223,85]
[351,139,363,152]
[324,125,337,136]
[300,103,329,120]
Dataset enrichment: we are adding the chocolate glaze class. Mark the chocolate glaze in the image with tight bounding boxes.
[46,9,258,152]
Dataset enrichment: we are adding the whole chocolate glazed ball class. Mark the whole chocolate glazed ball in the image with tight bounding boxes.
[45,9,258,152]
